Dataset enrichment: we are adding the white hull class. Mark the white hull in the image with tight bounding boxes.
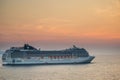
[3,56,95,65]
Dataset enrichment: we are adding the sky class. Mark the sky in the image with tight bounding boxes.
[0,0,120,54]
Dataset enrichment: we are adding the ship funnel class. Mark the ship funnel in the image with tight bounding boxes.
[24,44,37,50]
[73,45,77,48]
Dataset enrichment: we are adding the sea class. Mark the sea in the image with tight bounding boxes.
[0,54,120,80]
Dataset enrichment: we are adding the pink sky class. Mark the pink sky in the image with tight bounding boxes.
[0,0,120,54]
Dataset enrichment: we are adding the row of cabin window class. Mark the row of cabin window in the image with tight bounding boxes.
[27,55,79,59]
[11,52,88,58]
[73,54,88,57]
[27,52,88,56]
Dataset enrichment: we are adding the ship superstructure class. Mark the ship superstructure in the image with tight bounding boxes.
[2,44,95,65]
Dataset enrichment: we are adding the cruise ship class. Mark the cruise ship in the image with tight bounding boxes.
[2,44,95,65]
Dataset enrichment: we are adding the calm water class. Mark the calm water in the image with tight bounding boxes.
[0,54,120,80]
